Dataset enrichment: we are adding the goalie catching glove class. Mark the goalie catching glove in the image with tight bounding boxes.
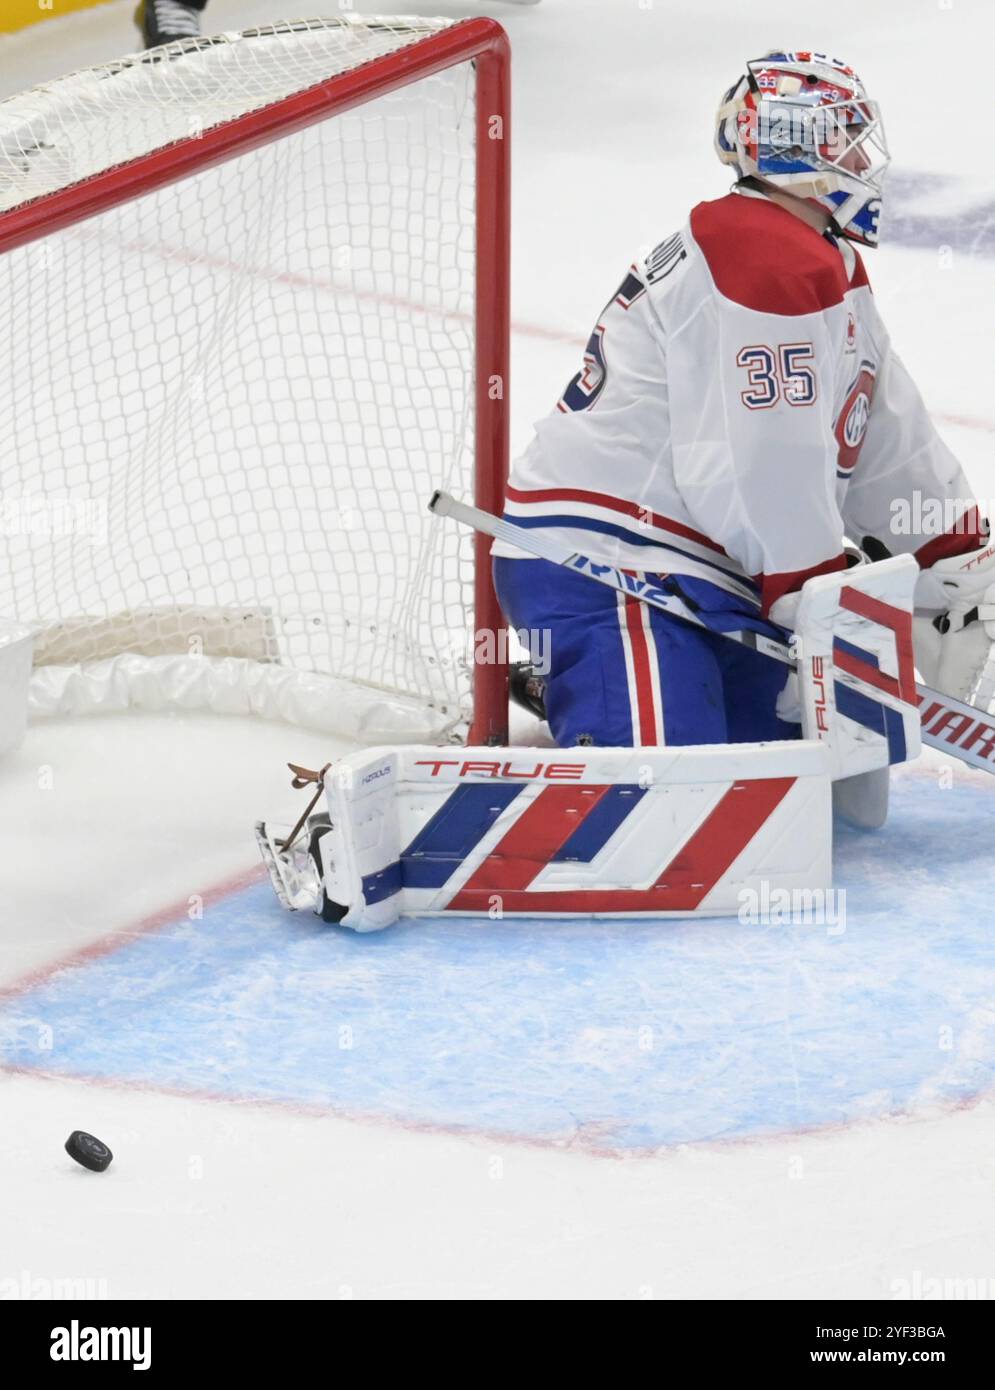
[773,536,995,708]
[913,535,995,702]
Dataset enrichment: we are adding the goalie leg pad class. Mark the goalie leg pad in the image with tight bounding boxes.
[832,766,890,830]
[294,741,833,930]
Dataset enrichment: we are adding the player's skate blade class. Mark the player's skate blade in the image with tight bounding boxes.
[255,820,318,912]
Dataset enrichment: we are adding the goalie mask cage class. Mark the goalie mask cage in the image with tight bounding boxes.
[0,16,510,745]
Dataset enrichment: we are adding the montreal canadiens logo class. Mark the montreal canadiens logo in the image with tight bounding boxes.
[844,391,870,447]
[835,363,877,476]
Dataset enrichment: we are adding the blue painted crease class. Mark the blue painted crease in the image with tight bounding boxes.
[2,775,994,1152]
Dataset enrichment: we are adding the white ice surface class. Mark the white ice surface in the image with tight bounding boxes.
[2,0,995,1301]
[5,1067,995,1300]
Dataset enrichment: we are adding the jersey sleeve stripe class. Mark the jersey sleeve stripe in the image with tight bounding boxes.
[504,509,760,592]
[914,506,987,570]
[505,483,731,555]
[755,552,848,615]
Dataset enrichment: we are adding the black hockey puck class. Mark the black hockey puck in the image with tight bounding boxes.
[65,1131,113,1173]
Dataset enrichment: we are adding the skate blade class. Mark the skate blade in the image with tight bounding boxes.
[254,820,296,912]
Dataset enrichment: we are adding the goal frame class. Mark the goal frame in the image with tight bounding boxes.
[0,17,511,745]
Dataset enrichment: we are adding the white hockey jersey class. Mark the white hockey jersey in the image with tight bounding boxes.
[499,186,981,616]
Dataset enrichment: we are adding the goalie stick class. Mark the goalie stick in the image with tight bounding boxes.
[429,490,995,778]
[968,645,995,717]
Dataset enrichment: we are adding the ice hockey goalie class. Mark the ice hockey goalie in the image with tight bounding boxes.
[258,49,991,929]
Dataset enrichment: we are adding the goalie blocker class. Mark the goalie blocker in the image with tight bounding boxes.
[257,556,921,930]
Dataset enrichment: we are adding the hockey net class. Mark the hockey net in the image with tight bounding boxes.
[0,16,510,744]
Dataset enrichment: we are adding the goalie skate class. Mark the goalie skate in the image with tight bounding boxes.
[254,820,320,914]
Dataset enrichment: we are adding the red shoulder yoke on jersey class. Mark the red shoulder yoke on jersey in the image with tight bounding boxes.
[690,192,869,315]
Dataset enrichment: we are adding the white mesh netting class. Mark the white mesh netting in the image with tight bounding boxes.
[0,18,482,741]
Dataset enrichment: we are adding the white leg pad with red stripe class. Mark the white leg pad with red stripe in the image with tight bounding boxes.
[310,742,832,931]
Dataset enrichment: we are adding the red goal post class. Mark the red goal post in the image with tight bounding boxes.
[0,17,511,745]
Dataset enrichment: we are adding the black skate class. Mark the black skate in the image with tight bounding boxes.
[137,0,204,49]
[509,661,548,722]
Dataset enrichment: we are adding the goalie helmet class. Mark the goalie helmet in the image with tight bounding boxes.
[715,51,890,247]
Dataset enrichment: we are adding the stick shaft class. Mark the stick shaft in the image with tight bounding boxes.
[430,490,792,663]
